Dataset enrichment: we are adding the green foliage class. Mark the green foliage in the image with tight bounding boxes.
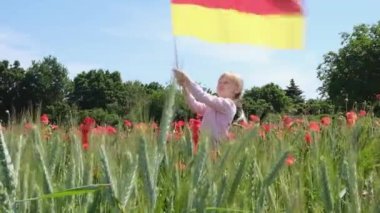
[45,102,75,124]
[285,79,305,104]
[304,99,335,115]
[0,60,25,122]
[19,56,72,113]
[243,83,292,115]
[70,69,127,112]
[78,108,120,126]
[317,21,380,108]
[148,88,165,122]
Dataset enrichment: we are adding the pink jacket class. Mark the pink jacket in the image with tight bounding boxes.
[185,81,236,144]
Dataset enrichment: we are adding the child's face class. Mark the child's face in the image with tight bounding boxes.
[217,76,239,99]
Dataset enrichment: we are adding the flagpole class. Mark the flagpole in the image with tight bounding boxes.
[173,36,179,69]
[170,0,181,70]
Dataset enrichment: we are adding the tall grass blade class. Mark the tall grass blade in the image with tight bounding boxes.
[15,184,111,202]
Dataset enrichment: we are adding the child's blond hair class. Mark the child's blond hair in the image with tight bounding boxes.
[219,72,247,124]
[219,72,244,99]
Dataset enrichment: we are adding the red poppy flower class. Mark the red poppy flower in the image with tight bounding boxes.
[124,119,132,128]
[305,132,312,144]
[283,116,293,129]
[239,120,252,129]
[309,121,320,132]
[320,116,331,126]
[249,114,260,123]
[80,117,96,150]
[40,114,49,125]
[359,110,366,117]
[346,111,358,126]
[189,118,201,154]
[262,123,271,133]
[285,154,296,166]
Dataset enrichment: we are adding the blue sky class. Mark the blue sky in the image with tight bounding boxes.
[0,0,379,99]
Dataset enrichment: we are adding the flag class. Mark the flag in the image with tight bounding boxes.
[171,0,305,49]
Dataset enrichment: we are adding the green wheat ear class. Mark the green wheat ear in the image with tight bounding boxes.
[14,135,25,188]
[158,78,176,165]
[100,144,118,202]
[30,184,42,213]
[122,163,138,209]
[32,127,53,194]
[0,181,11,212]
[256,151,289,213]
[0,125,17,205]
[138,137,156,210]
[320,158,333,212]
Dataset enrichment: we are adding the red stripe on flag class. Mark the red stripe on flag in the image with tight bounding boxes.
[171,0,302,15]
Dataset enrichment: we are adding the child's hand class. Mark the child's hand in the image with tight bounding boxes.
[173,68,189,86]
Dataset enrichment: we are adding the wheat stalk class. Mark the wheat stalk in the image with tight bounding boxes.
[157,79,176,165]
[320,158,333,212]
[14,135,24,188]
[0,181,11,212]
[122,163,138,209]
[0,125,17,206]
[32,127,53,194]
[30,184,42,213]
[227,156,247,205]
[100,144,117,196]
[256,151,289,213]
[138,137,156,211]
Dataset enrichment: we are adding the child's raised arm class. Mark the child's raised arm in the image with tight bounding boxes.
[187,81,235,114]
[173,68,236,114]
[183,88,206,115]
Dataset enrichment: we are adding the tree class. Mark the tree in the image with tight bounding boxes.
[243,83,292,114]
[304,99,335,115]
[70,69,128,115]
[0,60,25,122]
[145,82,164,94]
[0,60,25,108]
[123,80,150,120]
[19,56,72,114]
[284,79,304,104]
[317,21,380,109]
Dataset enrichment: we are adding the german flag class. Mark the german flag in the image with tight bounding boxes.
[171,0,305,49]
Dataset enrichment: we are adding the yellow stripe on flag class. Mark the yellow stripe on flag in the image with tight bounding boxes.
[171,4,305,49]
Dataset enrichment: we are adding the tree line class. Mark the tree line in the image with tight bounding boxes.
[1,21,380,125]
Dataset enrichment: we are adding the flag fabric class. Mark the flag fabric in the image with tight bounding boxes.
[171,0,305,49]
